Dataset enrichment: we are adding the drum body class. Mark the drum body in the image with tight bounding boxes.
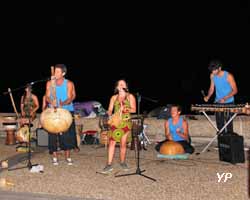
[100,131,109,145]
[130,117,144,150]
[40,108,73,134]
[131,117,144,137]
[159,141,185,155]
[3,123,17,145]
[16,125,30,143]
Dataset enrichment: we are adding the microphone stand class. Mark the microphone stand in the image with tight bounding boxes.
[115,116,156,182]
[136,92,158,116]
[2,78,49,96]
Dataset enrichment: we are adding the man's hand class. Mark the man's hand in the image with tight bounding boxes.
[204,96,209,102]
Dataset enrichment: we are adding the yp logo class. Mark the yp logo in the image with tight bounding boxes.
[217,173,233,182]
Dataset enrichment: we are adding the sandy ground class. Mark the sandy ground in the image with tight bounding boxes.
[0,137,249,200]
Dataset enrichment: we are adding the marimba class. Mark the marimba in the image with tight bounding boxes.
[190,103,250,153]
[191,103,250,114]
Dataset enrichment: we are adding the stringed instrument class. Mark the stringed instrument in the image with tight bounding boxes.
[40,66,73,134]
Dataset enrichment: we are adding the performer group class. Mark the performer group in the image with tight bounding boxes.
[10,60,239,174]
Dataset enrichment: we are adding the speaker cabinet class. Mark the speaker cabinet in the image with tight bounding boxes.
[36,128,48,147]
[218,133,245,164]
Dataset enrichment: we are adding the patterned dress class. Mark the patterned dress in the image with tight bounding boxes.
[108,98,132,143]
[23,95,36,120]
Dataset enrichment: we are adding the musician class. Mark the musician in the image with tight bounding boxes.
[204,60,238,134]
[45,64,78,165]
[20,84,39,123]
[101,79,136,174]
[155,104,194,154]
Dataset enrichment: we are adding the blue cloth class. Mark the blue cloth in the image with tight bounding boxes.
[50,79,74,111]
[213,71,234,103]
[157,153,189,160]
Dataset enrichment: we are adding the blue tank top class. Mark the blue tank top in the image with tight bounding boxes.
[168,117,185,142]
[50,79,74,111]
[213,71,234,103]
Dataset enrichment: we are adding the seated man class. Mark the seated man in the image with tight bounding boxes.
[155,104,194,154]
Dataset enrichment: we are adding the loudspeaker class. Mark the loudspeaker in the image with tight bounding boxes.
[218,133,245,164]
[36,128,48,147]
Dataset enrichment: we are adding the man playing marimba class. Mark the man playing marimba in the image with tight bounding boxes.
[204,59,238,134]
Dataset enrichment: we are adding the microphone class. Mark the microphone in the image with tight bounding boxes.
[29,78,51,85]
[122,88,128,92]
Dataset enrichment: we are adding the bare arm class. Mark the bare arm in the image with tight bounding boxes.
[45,81,54,106]
[107,95,116,116]
[165,120,173,140]
[31,95,40,114]
[221,73,238,102]
[204,74,215,102]
[20,96,25,116]
[60,80,75,106]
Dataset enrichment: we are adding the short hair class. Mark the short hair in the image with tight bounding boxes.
[170,104,182,112]
[55,64,67,75]
[208,60,222,72]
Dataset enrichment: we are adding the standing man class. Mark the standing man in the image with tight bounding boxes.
[204,59,238,134]
[45,64,77,165]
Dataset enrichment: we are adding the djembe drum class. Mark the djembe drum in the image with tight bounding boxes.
[2,116,17,145]
[159,141,185,155]
[99,115,110,146]
[40,108,73,134]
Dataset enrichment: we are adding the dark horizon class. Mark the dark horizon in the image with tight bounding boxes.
[0,1,249,114]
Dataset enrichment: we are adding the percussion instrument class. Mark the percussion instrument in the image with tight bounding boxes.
[131,117,144,137]
[159,141,185,155]
[130,117,144,150]
[2,117,17,145]
[40,107,73,134]
[191,103,250,114]
[100,131,109,146]
[16,125,30,143]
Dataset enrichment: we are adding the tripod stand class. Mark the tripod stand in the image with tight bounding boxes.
[115,117,156,182]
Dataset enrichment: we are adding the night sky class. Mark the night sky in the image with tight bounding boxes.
[0,2,249,114]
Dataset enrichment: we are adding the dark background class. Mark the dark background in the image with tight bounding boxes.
[0,1,249,114]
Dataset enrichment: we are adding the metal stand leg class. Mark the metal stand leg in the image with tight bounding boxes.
[197,112,237,154]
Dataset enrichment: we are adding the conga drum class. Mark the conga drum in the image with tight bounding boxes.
[159,141,185,155]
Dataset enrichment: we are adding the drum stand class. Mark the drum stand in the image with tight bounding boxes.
[115,118,156,182]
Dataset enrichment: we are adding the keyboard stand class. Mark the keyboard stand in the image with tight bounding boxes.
[197,111,238,154]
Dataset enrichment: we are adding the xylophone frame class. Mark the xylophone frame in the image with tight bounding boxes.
[197,111,238,154]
